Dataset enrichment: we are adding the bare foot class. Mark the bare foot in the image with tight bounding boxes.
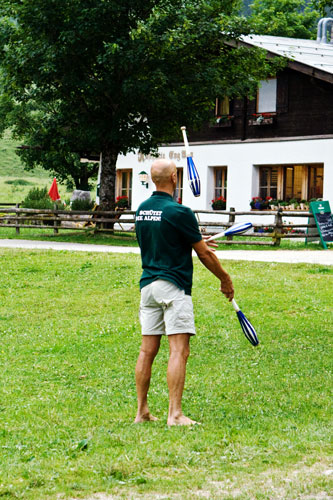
[167,414,200,426]
[134,413,158,423]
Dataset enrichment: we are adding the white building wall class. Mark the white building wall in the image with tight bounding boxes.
[116,137,333,213]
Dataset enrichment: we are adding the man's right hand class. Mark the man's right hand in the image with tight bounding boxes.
[220,276,234,302]
[192,240,234,301]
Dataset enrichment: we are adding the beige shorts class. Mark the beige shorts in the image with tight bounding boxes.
[139,279,196,336]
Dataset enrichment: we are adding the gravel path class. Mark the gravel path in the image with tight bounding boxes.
[0,239,332,265]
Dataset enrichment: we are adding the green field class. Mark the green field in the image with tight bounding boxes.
[0,249,332,499]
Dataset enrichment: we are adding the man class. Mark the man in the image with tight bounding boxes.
[135,159,234,425]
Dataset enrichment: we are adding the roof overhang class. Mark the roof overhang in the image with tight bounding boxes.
[226,37,333,84]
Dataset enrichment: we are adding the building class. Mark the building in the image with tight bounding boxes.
[115,20,333,215]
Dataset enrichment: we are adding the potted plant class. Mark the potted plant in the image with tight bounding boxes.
[269,199,279,210]
[288,198,299,210]
[262,196,273,209]
[250,196,261,209]
[250,196,271,209]
[212,196,226,210]
[278,201,289,210]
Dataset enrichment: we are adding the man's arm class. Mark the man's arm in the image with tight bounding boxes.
[192,239,234,301]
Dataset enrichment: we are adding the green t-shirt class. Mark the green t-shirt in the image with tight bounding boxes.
[136,192,202,295]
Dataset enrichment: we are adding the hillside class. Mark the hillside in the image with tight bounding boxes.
[0,131,71,203]
[0,130,48,178]
[241,0,317,17]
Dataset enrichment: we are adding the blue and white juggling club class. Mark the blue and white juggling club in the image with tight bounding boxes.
[205,222,252,242]
[181,126,201,197]
[232,299,259,347]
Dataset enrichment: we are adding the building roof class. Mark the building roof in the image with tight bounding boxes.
[240,34,333,82]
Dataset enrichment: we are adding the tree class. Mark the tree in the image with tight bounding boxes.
[248,0,320,38]
[0,71,99,191]
[0,0,277,209]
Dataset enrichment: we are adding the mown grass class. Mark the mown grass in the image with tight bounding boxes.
[0,249,332,499]
[0,227,138,247]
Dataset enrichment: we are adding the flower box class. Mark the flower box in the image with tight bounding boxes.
[211,115,234,128]
[249,113,275,126]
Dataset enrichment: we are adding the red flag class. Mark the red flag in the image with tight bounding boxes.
[48,178,60,201]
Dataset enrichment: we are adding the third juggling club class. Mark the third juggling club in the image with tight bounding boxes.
[205,222,252,242]
[232,299,259,347]
[181,126,201,197]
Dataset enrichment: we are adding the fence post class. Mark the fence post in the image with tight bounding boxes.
[273,208,283,246]
[227,207,236,241]
[15,203,20,235]
[53,203,59,235]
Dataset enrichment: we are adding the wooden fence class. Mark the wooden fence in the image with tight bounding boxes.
[194,208,316,246]
[0,205,317,246]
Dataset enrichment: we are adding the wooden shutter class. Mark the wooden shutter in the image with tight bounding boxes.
[277,72,289,114]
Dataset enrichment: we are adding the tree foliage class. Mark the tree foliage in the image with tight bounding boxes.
[248,0,320,38]
[311,0,333,15]
[0,0,277,208]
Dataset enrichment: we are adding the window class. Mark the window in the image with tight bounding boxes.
[258,164,323,202]
[259,167,278,199]
[214,167,227,200]
[215,97,230,116]
[173,168,183,203]
[284,165,304,200]
[116,169,132,206]
[257,79,277,113]
[308,165,323,199]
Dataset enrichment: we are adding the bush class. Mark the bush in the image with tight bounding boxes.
[71,199,95,211]
[21,186,54,209]
[5,179,33,186]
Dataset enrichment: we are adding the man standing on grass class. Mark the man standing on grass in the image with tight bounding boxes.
[135,159,234,425]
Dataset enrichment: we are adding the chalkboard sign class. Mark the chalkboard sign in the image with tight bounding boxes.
[308,201,333,249]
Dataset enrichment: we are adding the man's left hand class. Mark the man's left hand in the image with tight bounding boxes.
[202,235,218,251]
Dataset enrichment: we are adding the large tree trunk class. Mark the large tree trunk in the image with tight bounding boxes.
[98,145,119,231]
[99,145,119,211]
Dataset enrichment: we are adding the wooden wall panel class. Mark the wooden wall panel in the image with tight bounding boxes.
[187,68,333,144]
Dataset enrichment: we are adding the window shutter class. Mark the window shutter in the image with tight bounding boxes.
[247,97,256,116]
[277,73,288,114]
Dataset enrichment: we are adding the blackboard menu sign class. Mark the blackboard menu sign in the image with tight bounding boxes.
[309,201,333,249]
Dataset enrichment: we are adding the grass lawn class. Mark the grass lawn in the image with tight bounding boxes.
[0,227,139,247]
[0,249,332,499]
